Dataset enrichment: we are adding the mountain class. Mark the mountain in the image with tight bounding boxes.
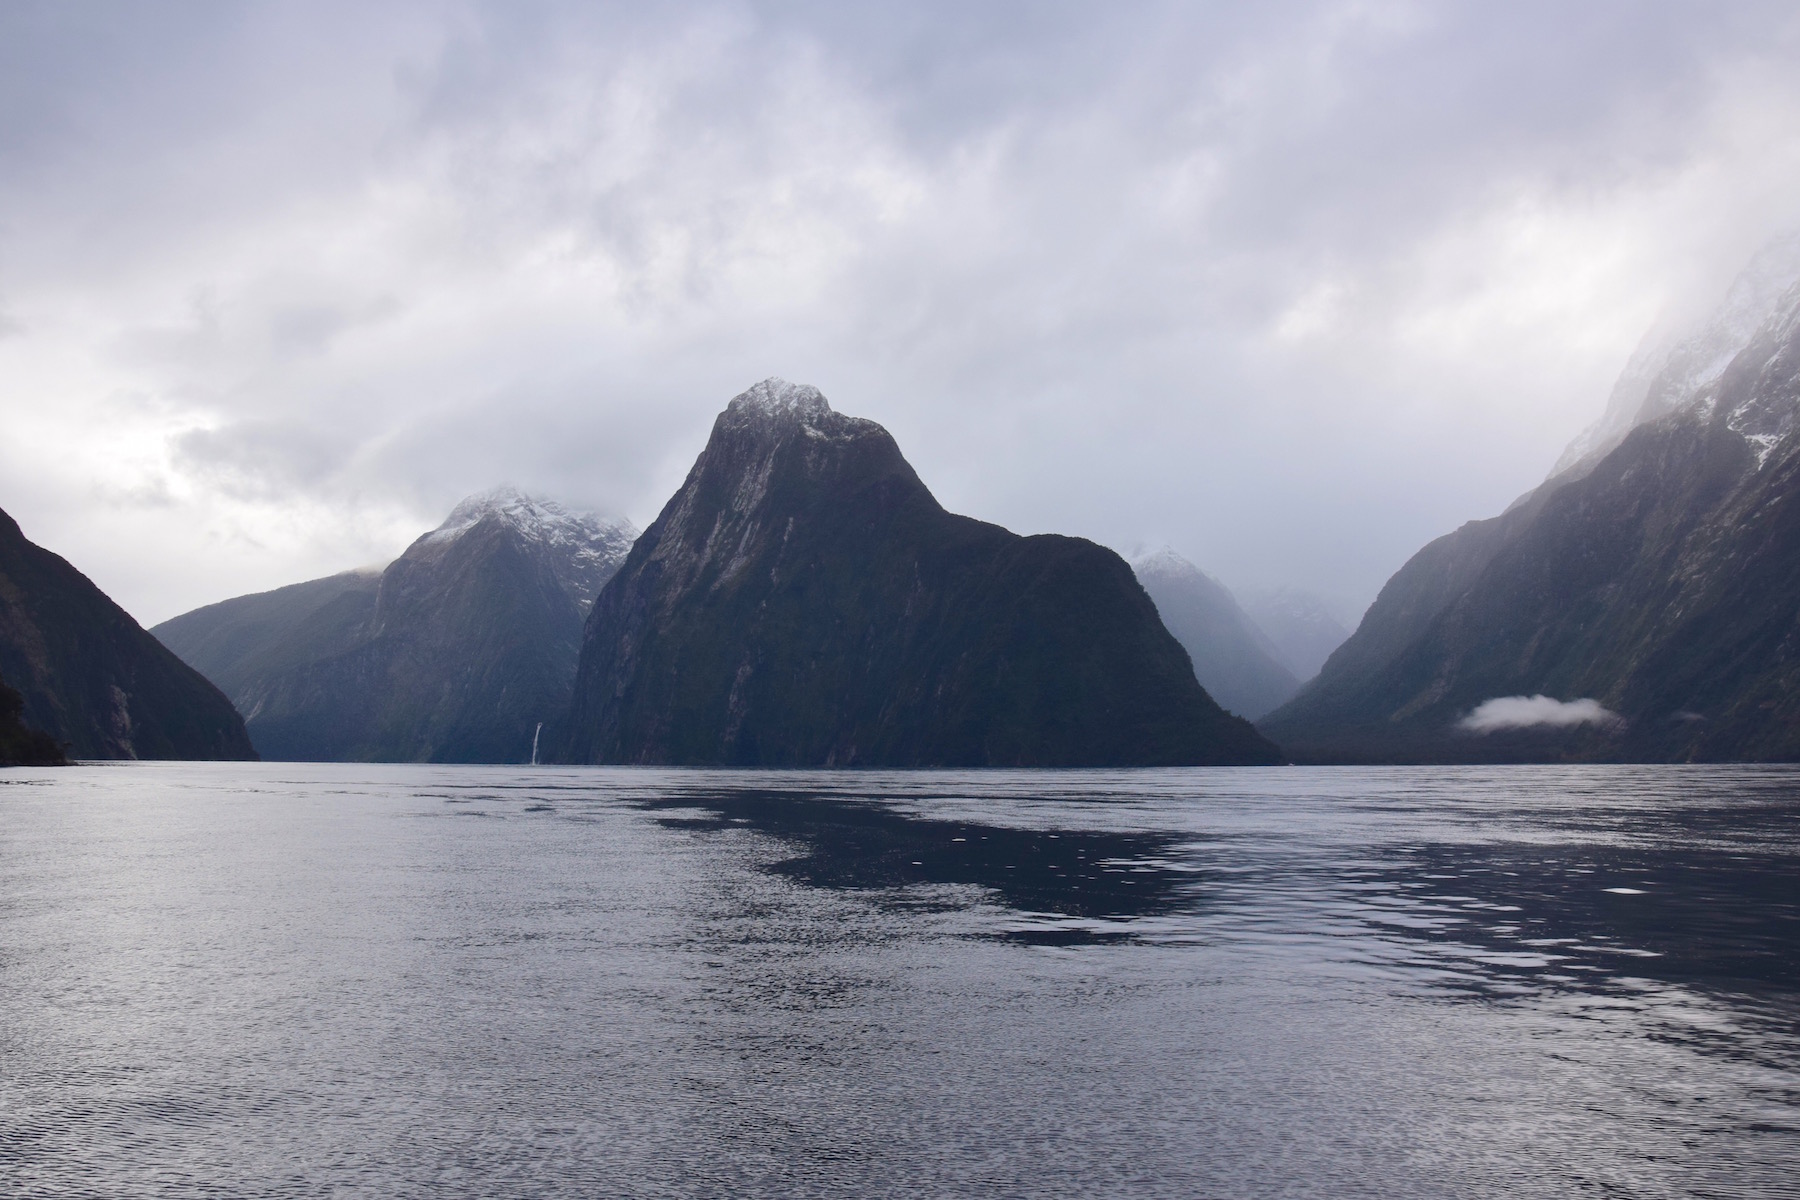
[0,674,65,765]
[1130,550,1299,719]
[1553,233,1800,477]
[558,379,1281,767]
[153,569,383,704]
[1238,587,1355,682]
[154,488,636,762]
[0,506,255,760]
[1261,244,1800,763]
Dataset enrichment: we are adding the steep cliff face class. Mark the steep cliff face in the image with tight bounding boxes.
[155,488,635,762]
[560,379,1281,767]
[1262,266,1800,763]
[0,507,255,760]
[1131,550,1299,719]
[0,674,66,765]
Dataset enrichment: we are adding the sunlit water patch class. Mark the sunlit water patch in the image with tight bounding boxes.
[1,763,1796,1197]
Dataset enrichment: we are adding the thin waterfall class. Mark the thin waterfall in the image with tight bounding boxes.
[531,722,542,766]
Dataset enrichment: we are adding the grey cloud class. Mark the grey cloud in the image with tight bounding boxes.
[175,419,358,501]
[3,1,1800,624]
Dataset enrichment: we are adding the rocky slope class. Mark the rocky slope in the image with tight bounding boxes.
[0,506,255,760]
[1131,550,1299,719]
[155,488,635,762]
[558,379,1281,767]
[1262,249,1800,763]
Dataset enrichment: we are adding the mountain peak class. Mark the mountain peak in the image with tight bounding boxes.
[414,487,637,611]
[1128,548,1300,720]
[435,485,571,535]
[427,486,635,551]
[726,377,831,423]
[1131,547,1205,581]
[561,382,1281,766]
[713,378,882,453]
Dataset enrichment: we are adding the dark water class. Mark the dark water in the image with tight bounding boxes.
[1,764,1796,1198]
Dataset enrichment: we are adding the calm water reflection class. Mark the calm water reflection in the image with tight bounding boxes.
[2,764,1796,1197]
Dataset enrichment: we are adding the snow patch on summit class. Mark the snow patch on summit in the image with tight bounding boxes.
[727,378,832,422]
[1130,547,1207,582]
[430,485,632,547]
[425,485,638,606]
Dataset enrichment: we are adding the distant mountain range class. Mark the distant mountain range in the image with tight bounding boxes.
[154,488,635,762]
[559,379,1280,766]
[0,506,254,761]
[1236,587,1354,682]
[1130,550,1299,720]
[1263,236,1800,762]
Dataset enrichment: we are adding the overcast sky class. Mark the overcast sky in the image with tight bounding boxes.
[4,1,1799,626]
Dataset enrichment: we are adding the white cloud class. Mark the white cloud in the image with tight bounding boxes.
[1458,695,1623,734]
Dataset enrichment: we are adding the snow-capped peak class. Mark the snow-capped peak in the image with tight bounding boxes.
[1130,547,1204,580]
[422,486,638,606]
[726,378,832,422]
[429,485,627,544]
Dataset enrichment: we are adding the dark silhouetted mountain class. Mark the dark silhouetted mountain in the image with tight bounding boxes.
[155,488,635,762]
[559,379,1281,767]
[0,674,65,765]
[1239,587,1355,681]
[0,507,255,760]
[1262,249,1800,763]
[1130,550,1298,719]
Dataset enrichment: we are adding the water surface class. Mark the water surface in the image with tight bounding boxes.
[2,764,1796,1197]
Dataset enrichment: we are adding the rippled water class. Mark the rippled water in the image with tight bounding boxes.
[1,764,1796,1198]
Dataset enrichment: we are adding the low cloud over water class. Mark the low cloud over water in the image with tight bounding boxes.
[1460,695,1624,733]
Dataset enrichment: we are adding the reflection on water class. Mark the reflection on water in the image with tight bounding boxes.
[1,763,1797,1197]
[647,789,1195,939]
[640,773,1800,997]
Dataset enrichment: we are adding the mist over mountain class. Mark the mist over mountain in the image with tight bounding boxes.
[155,488,635,762]
[560,380,1280,767]
[1262,241,1800,762]
[1553,234,1800,478]
[0,507,254,761]
[1130,550,1299,720]
[1237,588,1355,683]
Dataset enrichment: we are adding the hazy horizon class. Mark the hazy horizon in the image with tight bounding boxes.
[4,1,1800,626]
